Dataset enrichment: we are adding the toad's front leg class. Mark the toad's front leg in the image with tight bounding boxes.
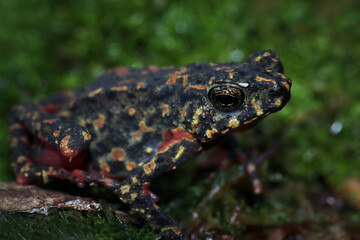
[118,129,202,239]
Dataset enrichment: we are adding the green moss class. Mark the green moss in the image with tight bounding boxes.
[0,210,156,240]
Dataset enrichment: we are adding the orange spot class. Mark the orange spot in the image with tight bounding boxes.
[166,67,187,85]
[162,104,169,117]
[185,85,206,91]
[133,121,153,140]
[136,82,145,89]
[36,122,41,130]
[126,161,136,171]
[264,52,271,57]
[229,119,240,128]
[282,81,291,91]
[255,76,276,84]
[111,148,125,162]
[32,112,39,120]
[100,160,110,173]
[157,128,195,153]
[93,114,105,130]
[128,108,136,116]
[43,118,59,124]
[251,99,263,116]
[141,70,148,75]
[148,65,160,72]
[68,98,76,108]
[53,131,60,137]
[111,86,127,91]
[143,159,156,174]
[114,67,128,76]
[88,88,103,97]
[60,135,78,158]
[82,131,91,141]
[182,75,189,85]
[216,66,231,71]
[181,107,187,120]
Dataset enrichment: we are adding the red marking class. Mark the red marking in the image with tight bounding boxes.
[142,183,150,194]
[166,72,179,85]
[157,128,195,153]
[172,227,181,234]
[34,142,86,169]
[128,108,136,115]
[53,131,59,137]
[185,85,206,91]
[41,104,61,113]
[43,118,59,124]
[114,67,128,76]
[16,174,29,185]
[60,135,79,158]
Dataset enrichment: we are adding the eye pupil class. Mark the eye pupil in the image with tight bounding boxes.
[216,95,236,106]
[208,85,244,112]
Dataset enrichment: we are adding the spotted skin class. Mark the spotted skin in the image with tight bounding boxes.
[8,50,291,239]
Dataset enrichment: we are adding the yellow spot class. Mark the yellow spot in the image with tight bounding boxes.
[120,185,130,194]
[206,128,218,139]
[42,170,49,184]
[256,76,276,85]
[173,146,185,162]
[143,159,156,174]
[275,98,282,107]
[146,147,153,153]
[132,177,138,184]
[208,76,215,85]
[128,108,136,116]
[139,209,145,213]
[82,131,91,141]
[229,72,234,79]
[255,55,262,62]
[131,193,138,199]
[251,99,263,116]
[87,88,103,97]
[229,119,240,128]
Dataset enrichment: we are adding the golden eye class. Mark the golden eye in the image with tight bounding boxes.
[208,85,244,112]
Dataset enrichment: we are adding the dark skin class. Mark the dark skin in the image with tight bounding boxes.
[9,50,291,239]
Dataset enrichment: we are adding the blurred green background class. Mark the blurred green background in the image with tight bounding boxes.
[0,0,359,238]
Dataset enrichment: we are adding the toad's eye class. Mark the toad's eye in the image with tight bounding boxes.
[208,85,244,112]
